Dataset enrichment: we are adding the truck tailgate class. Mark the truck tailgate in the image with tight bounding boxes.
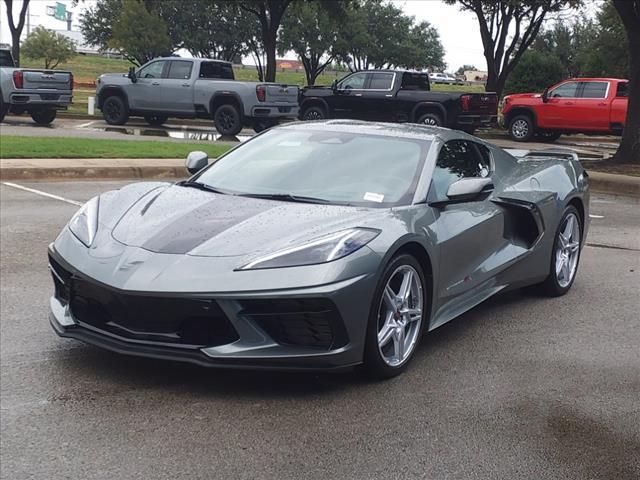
[265,84,298,103]
[464,92,498,114]
[22,70,72,90]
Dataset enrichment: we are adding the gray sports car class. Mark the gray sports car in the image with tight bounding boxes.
[49,121,589,378]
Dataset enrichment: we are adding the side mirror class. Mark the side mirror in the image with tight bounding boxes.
[128,67,137,83]
[542,87,549,103]
[185,151,209,175]
[430,177,493,207]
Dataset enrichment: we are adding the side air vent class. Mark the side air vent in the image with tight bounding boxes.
[493,198,544,249]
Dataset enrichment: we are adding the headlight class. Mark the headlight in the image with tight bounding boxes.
[68,196,99,247]
[238,228,380,270]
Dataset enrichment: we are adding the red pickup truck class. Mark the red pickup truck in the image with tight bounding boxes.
[502,78,629,142]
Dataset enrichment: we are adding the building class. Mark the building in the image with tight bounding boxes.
[464,70,488,83]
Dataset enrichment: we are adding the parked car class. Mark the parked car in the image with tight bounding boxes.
[429,72,457,85]
[502,77,629,142]
[299,70,497,134]
[49,120,589,378]
[96,58,299,135]
[0,47,73,124]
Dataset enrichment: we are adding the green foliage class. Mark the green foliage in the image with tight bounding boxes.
[21,26,76,69]
[108,0,172,65]
[504,50,565,94]
[456,65,477,76]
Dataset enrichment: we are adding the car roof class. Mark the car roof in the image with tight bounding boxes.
[153,57,231,65]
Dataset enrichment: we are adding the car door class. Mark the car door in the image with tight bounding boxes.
[539,80,580,129]
[329,72,368,118]
[129,60,168,110]
[161,60,195,113]
[428,140,506,304]
[572,81,610,131]
[357,72,396,121]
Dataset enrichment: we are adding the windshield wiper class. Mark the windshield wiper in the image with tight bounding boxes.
[176,180,229,195]
[239,193,333,204]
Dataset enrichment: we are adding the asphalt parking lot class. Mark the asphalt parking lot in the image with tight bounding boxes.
[1,180,638,480]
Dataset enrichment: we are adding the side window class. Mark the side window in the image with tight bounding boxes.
[549,82,579,98]
[199,62,234,79]
[368,73,394,90]
[338,72,367,90]
[431,140,491,199]
[401,72,430,91]
[137,61,166,79]
[616,82,628,97]
[167,61,193,80]
[580,82,607,98]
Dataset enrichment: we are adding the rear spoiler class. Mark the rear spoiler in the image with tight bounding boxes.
[505,148,579,162]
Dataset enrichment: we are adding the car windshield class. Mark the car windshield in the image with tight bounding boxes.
[195,128,430,207]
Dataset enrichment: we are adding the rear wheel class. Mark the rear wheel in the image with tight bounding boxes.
[30,109,57,125]
[363,254,427,379]
[0,98,7,122]
[508,114,535,142]
[538,206,582,296]
[416,111,443,127]
[301,105,326,121]
[214,104,242,135]
[102,95,129,125]
[144,114,168,127]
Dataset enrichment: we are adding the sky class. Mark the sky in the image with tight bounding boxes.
[1,0,602,73]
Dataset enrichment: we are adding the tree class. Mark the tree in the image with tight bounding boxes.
[612,0,639,164]
[581,2,630,78]
[445,0,581,97]
[456,64,477,76]
[21,26,77,69]
[398,21,446,71]
[279,1,344,85]
[3,0,30,66]
[108,0,172,65]
[504,50,564,94]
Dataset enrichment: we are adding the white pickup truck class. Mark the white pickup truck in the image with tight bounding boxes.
[0,47,73,124]
[96,57,300,135]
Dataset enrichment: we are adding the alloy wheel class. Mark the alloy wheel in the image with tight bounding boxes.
[511,119,529,139]
[555,213,580,288]
[377,265,424,367]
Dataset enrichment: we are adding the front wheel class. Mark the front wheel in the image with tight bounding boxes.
[416,112,443,127]
[30,109,57,125]
[537,206,582,296]
[508,114,535,142]
[102,96,129,125]
[363,254,427,379]
[144,114,168,127]
[214,104,242,136]
[301,105,326,121]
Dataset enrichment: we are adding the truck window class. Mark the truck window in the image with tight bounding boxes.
[167,61,193,80]
[137,61,166,79]
[616,82,628,98]
[580,81,607,99]
[338,72,367,90]
[199,62,234,80]
[401,72,430,91]
[0,50,15,67]
[549,82,578,98]
[368,73,394,90]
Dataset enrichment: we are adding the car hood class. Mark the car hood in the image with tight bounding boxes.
[109,184,382,257]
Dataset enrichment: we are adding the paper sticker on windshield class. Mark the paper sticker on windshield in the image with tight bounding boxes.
[364,192,384,203]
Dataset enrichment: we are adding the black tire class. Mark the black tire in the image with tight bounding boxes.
[252,119,277,133]
[301,105,327,121]
[416,111,443,127]
[214,104,242,136]
[537,205,582,297]
[363,253,428,379]
[30,109,57,125]
[102,95,129,125]
[537,130,561,142]
[0,98,7,123]
[144,114,168,127]
[508,114,535,142]
[461,127,476,135]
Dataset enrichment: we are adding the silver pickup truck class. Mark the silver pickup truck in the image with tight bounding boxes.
[0,48,73,124]
[96,57,299,135]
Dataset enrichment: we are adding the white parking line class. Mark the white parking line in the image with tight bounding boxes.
[589,214,605,219]
[2,182,83,206]
[75,120,98,129]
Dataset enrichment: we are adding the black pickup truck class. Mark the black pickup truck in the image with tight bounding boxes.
[299,70,497,133]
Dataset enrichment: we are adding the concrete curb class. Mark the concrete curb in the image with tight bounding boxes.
[1,161,638,197]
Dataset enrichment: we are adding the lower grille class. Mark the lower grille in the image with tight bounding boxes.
[239,298,348,350]
[49,255,238,348]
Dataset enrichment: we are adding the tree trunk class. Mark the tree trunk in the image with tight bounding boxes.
[612,0,640,164]
[4,0,30,67]
[11,32,20,67]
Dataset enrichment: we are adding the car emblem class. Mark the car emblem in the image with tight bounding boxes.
[42,74,54,79]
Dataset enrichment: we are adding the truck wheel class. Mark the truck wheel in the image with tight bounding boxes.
[416,112,443,127]
[214,104,242,136]
[30,109,57,125]
[508,114,534,142]
[144,115,168,127]
[537,130,561,142]
[253,119,277,133]
[301,105,326,121]
[102,95,129,125]
[0,98,7,123]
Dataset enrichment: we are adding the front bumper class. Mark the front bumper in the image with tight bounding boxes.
[455,114,497,128]
[9,91,72,108]
[48,248,373,371]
